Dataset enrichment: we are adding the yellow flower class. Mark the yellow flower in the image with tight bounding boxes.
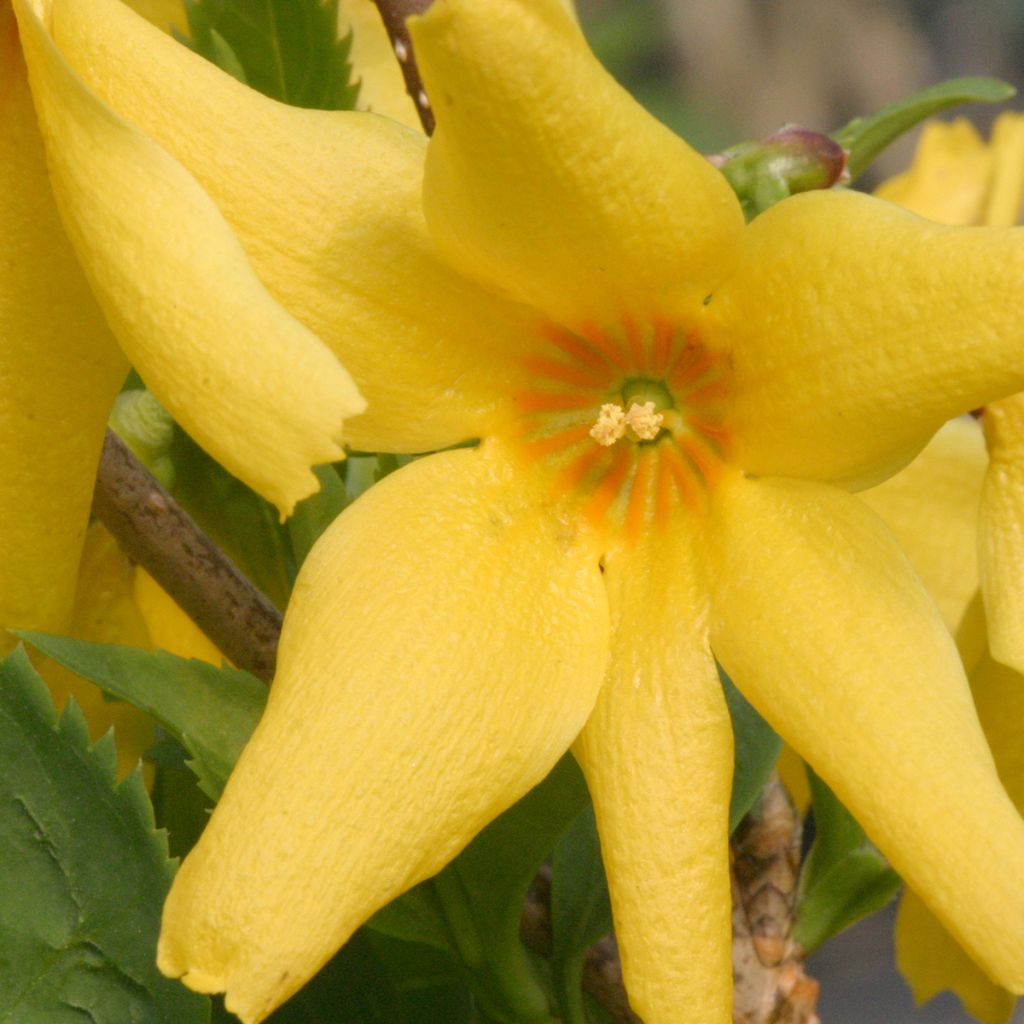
[23,0,1024,1019]
[878,113,1024,674]
[1,0,364,638]
[871,115,1024,1024]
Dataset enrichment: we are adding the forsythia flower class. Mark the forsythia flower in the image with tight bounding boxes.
[871,115,1024,1024]
[19,1,1024,1021]
[1,0,363,638]
[878,114,1024,674]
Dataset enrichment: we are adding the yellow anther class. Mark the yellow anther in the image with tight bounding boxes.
[590,403,627,446]
[624,401,663,440]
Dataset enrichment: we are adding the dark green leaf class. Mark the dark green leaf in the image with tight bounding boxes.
[549,806,612,1024]
[833,76,1015,181]
[185,0,359,110]
[0,647,208,1023]
[720,667,782,832]
[17,634,266,801]
[792,769,900,951]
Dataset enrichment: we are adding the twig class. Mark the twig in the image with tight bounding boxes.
[370,0,435,134]
[91,430,281,683]
[731,774,820,1024]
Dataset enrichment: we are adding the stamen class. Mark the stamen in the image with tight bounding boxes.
[590,403,627,446]
[624,401,663,440]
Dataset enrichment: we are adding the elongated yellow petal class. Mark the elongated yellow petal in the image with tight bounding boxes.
[49,0,530,454]
[16,0,365,516]
[574,532,733,1024]
[707,472,1024,991]
[862,416,986,632]
[159,443,608,1022]
[0,1,125,634]
[897,632,1024,1023]
[338,0,419,127]
[411,0,744,325]
[984,113,1024,227]
[895,890,1017,1024]
[981,395,1024,673]
[709,190,1024,488]
[123,0,187,36]
[874,119,991,225]
[133,570,222,665]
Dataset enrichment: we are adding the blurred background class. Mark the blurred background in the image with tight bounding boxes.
[577,0,1024,183]
[573,2,1024,1022]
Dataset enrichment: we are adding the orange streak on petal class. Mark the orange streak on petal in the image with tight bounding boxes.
[521,356,606,389]
[624,448,654,543]
[622,316,647,372]
[686,380,729,404]
[576,322,630,372]
[583,444,631,527]
[559,441,608,493]
[523,423,593,458]
[650,319,674,377]
[542,324,619,376]
[667,346,711,388]
[516,391,595,413]
[680,435,720,485]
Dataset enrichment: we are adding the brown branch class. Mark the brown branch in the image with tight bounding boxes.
[732,774,820,1024]
[370,0,435,134]
[91,430,281,683]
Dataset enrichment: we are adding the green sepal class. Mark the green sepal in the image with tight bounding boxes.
[16,633,266,802]
[792,768,900,952]
[720,667,783,833]
[184,0,360,110]
[549,806,613,1024]
[833,76,1015,181]
[0,646,208,1023]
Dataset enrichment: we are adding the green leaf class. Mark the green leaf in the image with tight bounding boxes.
[833,76,1016,181]
[17,634,266,802]
[720,667,782,832]
[0,647,208,1023]
[549,806,612,1024]
[792,769,900,952]
[185,0,360,110]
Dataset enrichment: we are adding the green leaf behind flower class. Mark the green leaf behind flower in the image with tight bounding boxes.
[184,0,360,110]
[0,647,208,1023]
[793,768,900,952]
[834,76,1015,181]
[16,634,266,802]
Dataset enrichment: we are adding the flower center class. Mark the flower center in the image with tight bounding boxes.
[514,318,732,540]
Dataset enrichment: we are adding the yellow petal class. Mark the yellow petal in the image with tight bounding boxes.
[159,442,608,1022]
[981,394,1024,673]
[984,113,1024,227]
[710,189,1024,488]
[411,0,745,325]
[338,0,420,127]
[862,416,986,632]
[574,532,733,1024]
[122,0,187,36]
[36,524,155,780]
[48,0,529,454]
[707,472,1024,991]
[874,119,991,225]
[16,0,365,516]
[895,889,1017,1024]
[896,646,1024,1024]
[775,745,811,815]
[0,1,125,634]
